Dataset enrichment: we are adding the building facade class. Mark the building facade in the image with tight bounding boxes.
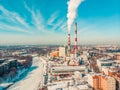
[87,73,116,90]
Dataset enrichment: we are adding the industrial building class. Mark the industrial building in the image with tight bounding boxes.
[50,65,88,75]
[47,81,93,90]
[50,51,59,57]
[97,59,116,70]
[59,47,66,57]
[47,71,92,90]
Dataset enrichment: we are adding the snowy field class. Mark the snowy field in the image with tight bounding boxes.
[6,56,45,90]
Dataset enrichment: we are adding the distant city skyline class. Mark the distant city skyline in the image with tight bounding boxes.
[0,0,120,45]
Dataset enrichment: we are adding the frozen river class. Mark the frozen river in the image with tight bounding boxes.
[7,56,45,90]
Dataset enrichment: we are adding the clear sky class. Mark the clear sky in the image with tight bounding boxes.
[0,0,120,45]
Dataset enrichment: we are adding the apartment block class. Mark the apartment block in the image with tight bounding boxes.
[87,73,116,90]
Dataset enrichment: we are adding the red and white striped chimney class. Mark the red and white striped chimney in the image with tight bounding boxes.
[74,22,78,58]
[68,33,71,56]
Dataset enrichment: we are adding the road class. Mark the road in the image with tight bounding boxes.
[7,56,46,90]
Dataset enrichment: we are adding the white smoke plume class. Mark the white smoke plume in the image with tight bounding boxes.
[67,0,84,33]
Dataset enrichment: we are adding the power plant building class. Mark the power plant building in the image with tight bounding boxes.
[50,65,88,75]
[97,59,115,70]
[50,51,59,57]
[59,47,66,57]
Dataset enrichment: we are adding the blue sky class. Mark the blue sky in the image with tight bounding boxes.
[0,0,120,45]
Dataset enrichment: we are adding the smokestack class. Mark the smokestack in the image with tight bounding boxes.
[68,33,71,56]
[67,0,84,57]
[74,23,78,58]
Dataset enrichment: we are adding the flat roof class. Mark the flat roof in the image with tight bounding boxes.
[47,81,91,90]
[51,66,87,72]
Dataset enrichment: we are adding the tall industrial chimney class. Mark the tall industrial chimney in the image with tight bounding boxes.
[74,23,78,58]
[68,33,71,56]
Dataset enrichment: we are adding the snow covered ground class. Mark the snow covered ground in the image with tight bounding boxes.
[7,56,45,90]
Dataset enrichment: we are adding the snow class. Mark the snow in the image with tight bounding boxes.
[7,56,45,90]
[0,67,29,90]
[0,83,13,90]
[48,82,90,90]
[47,81,68,90]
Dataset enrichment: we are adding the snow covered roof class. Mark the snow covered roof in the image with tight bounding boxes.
[51,66,87,72]
[47,82,91,90]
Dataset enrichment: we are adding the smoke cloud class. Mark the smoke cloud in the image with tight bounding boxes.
[67,0,84,33]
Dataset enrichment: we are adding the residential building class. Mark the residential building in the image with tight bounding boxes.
[87,73,116,90]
